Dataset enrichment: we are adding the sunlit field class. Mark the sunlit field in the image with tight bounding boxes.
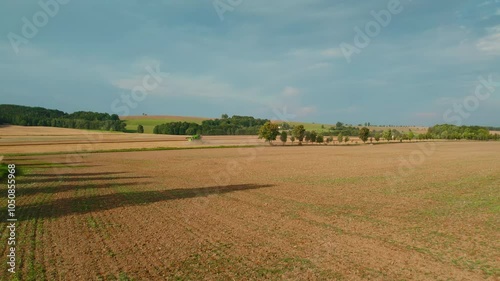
[1,139,498,280]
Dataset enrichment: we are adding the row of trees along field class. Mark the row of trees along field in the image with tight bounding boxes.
[259,122,500,145]
[153,115,269,135]
[0,104,126,131]
[259,123,370,145]
[279,122,360,136]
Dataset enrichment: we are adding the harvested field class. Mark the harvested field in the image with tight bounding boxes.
[0,125,429,155]
[0,126,261,154]
[0,142,499,280]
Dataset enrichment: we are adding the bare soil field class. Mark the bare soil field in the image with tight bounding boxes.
[0,126,261,154]
[0,142,498,280]
[0,125,423,155]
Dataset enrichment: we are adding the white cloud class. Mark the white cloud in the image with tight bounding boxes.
[478,1,493,7]
[282,86,301,97]
[320,48,343,57]
[476,26,500,55]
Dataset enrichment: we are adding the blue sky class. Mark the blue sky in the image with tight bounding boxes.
[1,0,499,126]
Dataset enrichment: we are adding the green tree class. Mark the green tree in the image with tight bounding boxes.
[359,127,370,143]
[408,131,415,142]
[441,130,449,139]
[326,136,333,144]
[258,122,280,144]
[374,132,381,142]
[337,133,344,144]
[292,125,306,145]
[383,129,392,142]
[310,131,317,143]
[392,129,402,139]
[316,135,324,144]
[280,131,288,146]
[290,135,295,145]
[280,122,291,130]
[305,131,311,143]
[137,125,144,133]
[344,136,350,143]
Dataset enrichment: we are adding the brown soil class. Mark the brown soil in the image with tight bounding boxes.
[0,126,262,154]
[0,142,498,280]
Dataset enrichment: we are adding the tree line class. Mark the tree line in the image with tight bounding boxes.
[425,124,497,140]
[0,104,126,131]
[153,114,269,135]
[259,122,499,145]
[259,123,372,145]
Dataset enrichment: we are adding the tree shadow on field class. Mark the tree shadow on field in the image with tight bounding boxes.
[29,172,128,177]
[7,184,274,221]
[20,180,153,196]
[19,162,85,167]
[26,175,149,184]
[4,158,38,161]
[20,171,150,196]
